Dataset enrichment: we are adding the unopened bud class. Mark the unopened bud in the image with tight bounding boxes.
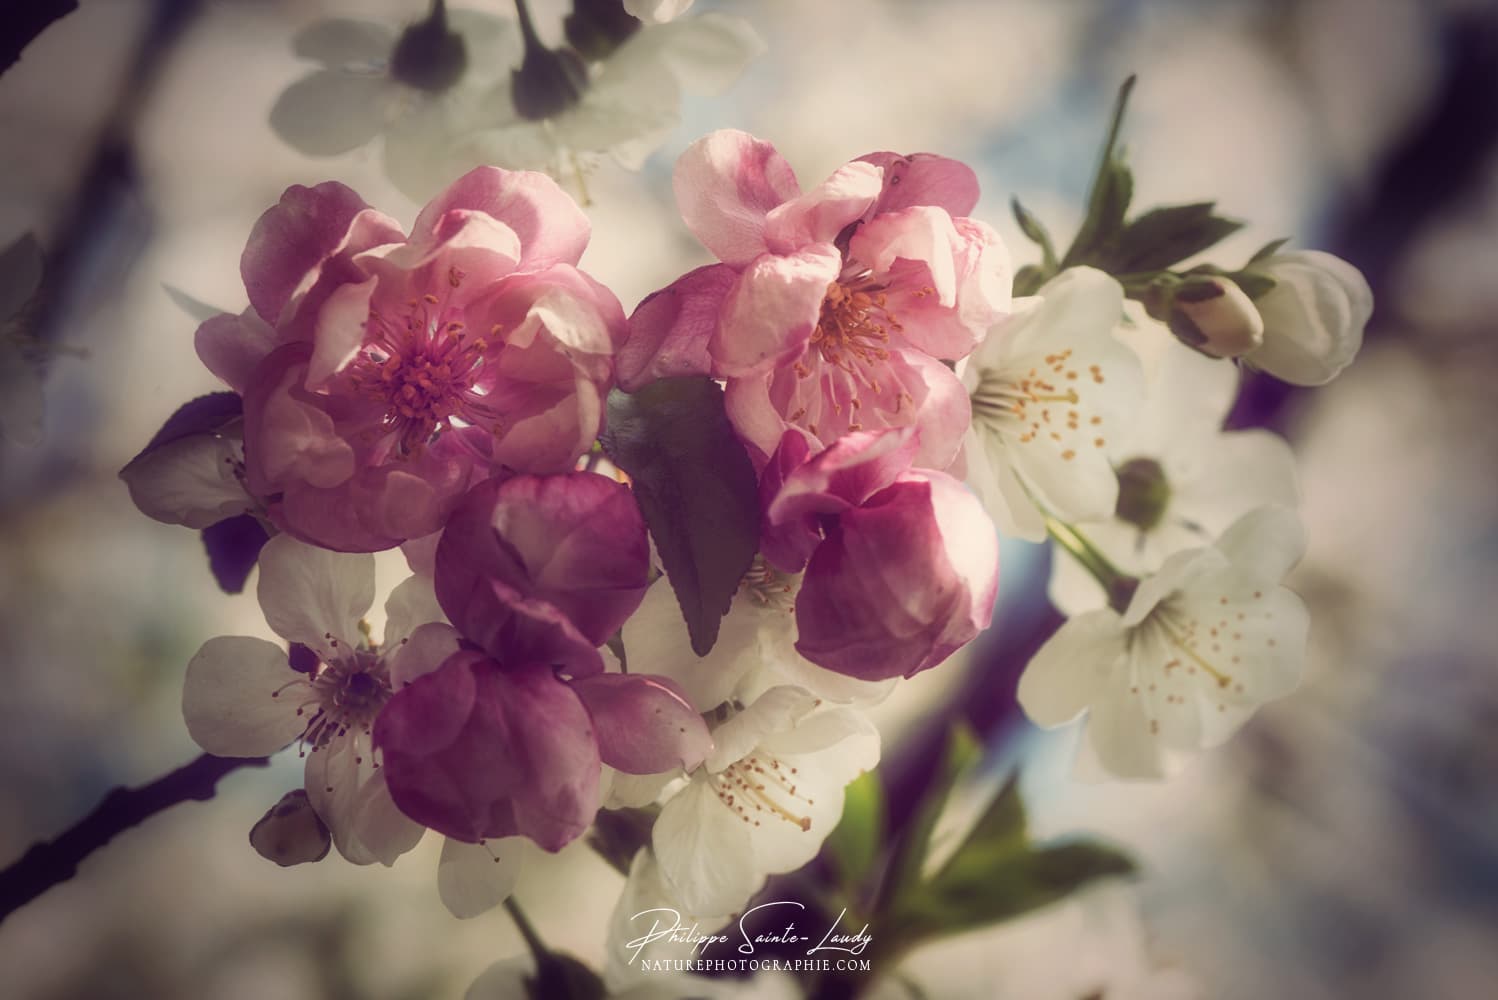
[1167,276,1263,359]
[1114,457,1171,531]
[565,0,641,61]
[249,789,331,867]
[512,0,589,121]
[1243,250,1371,385]
[390,1,468,94]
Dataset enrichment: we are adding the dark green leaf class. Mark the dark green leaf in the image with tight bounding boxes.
[587,807,657,878]
[827,771,884,892]
[1063,75,1137,268]
[1108,202,1245,273]
[1012,264,1049,298]
[1011,197,1059,272]
[892,840,1136,944]
[600,378,759,657]
[1247,236,1291,266]
[1233,271,1278,300]
[882,725,982,905]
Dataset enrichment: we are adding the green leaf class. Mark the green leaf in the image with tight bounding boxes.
[1232,270,1278,300]
[1246,236,1291,266]
[600,378,759,657]
[1011,197,1059,272]
[827,771,884,892]
[938,774,1025,873]
[1107,202,1245,273]
[1063,75,1137,268]
[891,839,1136,944]
[882,724,982,905]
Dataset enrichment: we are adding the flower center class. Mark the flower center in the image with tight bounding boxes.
[808,277,898,375]
[969,347,1109,459]
[708,752,813,831]
[347,271,497,457]
[274,644,394,759]
[739,556,796,614]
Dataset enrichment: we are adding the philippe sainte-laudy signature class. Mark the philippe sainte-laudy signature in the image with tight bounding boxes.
[624,902,871,965]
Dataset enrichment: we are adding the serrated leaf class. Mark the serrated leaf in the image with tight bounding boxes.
[828,771,884,892]
[1063,76,1138,268]
[600,378,759,657]
[1108,202,1244,273]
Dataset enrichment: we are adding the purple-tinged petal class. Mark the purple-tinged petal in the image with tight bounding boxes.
[712,244,840,377]
[306,276,376,387]
[856,152,980,218]
[412,166,590,269]
[196,310,278,394]
[571,673,713,775]
[375,652,602,850]
[128,392,243,460]
[765,426,919,530]
[673,129,801,267]
[202,513,269,594]
[617,264,736,391]
[794,472,997,680]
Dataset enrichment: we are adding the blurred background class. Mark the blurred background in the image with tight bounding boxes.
[2,0,1497,997]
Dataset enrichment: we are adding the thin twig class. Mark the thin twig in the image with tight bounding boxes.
[0,752,267,924]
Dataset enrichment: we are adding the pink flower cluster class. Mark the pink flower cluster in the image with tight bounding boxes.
[136,132,1004,855]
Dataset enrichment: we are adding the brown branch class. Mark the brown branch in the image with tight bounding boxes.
[0,752,268,924]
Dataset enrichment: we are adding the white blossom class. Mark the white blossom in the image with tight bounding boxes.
[1245,249,1372,385]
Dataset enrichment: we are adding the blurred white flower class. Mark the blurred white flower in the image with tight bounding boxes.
[650,686,879,915]
[1245,249,1372,385]
[269,3,517,181]
[1049,331,1298,614]
[453,7,761,189]
[1020,506,1309,780]
[961,266,1146,541]
[623,0,695,25]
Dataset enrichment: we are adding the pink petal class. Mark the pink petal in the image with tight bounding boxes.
[571,673,713,775]
[195,310,277,394]
[241,345,356,496]
[616,264,736,391]
[673,129,801,267]
[856,152,981,218]
[375,652,602,850]
[240,181,385,324]
[412,166,590,269]
[306,276,376,387]
[763,161,883,253]
[713,243,841,377]
[849,206,964,308]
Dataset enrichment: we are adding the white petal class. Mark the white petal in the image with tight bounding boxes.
[759,707,879,767]
[706,686,818,773]
[1018,610,1126,728]
[603,767,681,810]
[464,958,533,1000]
[646,13,764,95]
[182,636,305,756]
[1121,337,1238,457]
[120,434,253,529]
[749,624,896,706]
[386,621,462,688]
[256,534,375,658]
[1121,547,1221,629]
[269,70,390,156]
[607,848,732,990]
[653,777,760,916]
[623,0,695,24]
[439,836,523,918]
[306,736,378,865]
[622,580,761,712]
[382,574,446,646]
[351,769,424,866]
[1211,505,1306,585]
[1080,683,1170,781]
[1046,529,1113,615]
[743,741,871,882]
[1168,430,1299,539]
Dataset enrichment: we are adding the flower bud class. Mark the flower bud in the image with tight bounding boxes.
[390,1,468,94]
[249,790,331,867]
[1166,276,1264,359]
[1244,250,1371,385]
[1114,456,1171,531]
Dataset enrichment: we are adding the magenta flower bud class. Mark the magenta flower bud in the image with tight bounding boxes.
[435,472,651,676]
[761,428,999,680]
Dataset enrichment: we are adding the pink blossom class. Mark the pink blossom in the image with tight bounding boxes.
[619,130,1010,470]
[374,650,711,850]
[210,168,625,551]
[434,471,651,677]
[761,427,999,680]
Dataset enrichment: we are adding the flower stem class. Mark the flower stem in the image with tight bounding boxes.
[512,0,542,49]
[504,895,549,960]
[1045,516,1139,613]
[0,752,268,924]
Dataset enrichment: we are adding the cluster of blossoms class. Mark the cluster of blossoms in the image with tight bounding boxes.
[122,121,1368,986]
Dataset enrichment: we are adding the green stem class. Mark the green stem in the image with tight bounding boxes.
[1045,516,1138,613]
